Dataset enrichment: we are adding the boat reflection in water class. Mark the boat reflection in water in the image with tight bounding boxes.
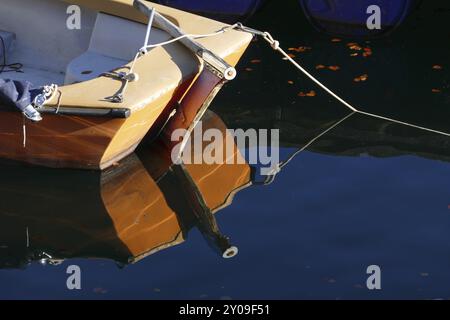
[0,111,253,269]
[1,101,449,270]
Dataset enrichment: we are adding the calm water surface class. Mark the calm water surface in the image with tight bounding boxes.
[0,1,450,299]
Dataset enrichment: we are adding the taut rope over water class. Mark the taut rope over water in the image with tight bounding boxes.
[239,27,450,184]
[253,29,450,138]
[122,8,449,137]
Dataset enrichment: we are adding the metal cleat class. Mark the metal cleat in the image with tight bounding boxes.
[23,105,42,122]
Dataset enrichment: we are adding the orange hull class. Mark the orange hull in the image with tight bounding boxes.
[0,112,122,169]
[0,0,252,170]
[0,111,252,267]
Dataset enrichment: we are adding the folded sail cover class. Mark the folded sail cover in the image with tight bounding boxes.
[0,79,40,112]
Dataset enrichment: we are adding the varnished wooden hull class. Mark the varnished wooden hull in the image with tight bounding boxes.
[0,0,252,170]
[0,112,123,169]
[0,111,252,267]
[0,68,233,170]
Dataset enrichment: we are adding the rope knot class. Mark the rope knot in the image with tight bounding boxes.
[263,32,279,50]
[271,40,280,50]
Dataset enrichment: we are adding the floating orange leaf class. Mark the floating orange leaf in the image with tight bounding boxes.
[288,46,312,53]
[287,80,294,85]
[354,74,368,82]
[331,38,342,42]
[350,53,359,57]
[362,47,373,58]
[328,65,340,71]
[250,59,262,64]
[432,65,443,70]
[245,67,253,72]
[298,90,316,97]
[349,45,363,51]
[432,88,441,93]
[315,64,326,70]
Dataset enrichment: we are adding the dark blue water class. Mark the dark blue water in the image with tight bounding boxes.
[1,0,450,300]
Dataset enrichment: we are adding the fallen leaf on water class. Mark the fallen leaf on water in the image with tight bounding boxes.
[245,67,253,72]
[350,53,359,57]
[354,74,368,82]
[315,64,326,70]
[363,47,373,56]
[349,45,363,51]
[287,80,294,85]
[432,65,443,70]
[346,42,362,50]
[331,38,342,42]
[288,46,311,53]
[298,90,316,97]
[250,59,262,64]
[347,42,363,51]
[432,88,441,93]
[328,65,340,71]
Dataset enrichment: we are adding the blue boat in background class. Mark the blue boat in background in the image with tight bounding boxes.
[300,0,420,37]
[155,0,265,22]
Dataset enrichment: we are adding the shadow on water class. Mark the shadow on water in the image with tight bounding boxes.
[0,0,450,299]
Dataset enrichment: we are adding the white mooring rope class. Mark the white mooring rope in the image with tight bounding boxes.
[259,31,450,138]
[22,117,26,148]
[123,16,449,139]
[140,24,241,52]
[129,23,240,74]
[121,16,239,102]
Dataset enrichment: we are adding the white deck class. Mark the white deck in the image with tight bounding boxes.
[0,0,158,87]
